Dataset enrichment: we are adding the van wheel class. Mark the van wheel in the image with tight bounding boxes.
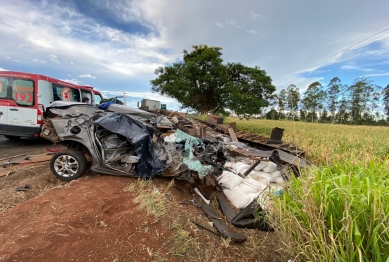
[50,149,87,181]
[4,135,21,140]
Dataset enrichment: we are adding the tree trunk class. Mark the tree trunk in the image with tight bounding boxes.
[311,110,314,123]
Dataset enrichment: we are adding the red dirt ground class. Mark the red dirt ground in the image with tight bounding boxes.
[0,162,285,262]
[0,172,187,261]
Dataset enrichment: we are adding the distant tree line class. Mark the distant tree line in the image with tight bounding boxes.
[267,77,389,125]
[149,44,388,124]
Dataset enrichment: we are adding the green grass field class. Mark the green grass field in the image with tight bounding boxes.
[223,118,389,262]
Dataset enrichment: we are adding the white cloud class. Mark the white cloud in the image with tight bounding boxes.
[249,12,261,20]
[100,90,177,104]
[226,20,240,28]
[28,36,54,49]
[340,65,359,70]
[104,61,162,76]
[246,29,259,35]
[0,0,388,96]
[360,72,389,77]
[33,58,46,63]
[276,76,325,93]
[340,64,375,72]
[79,74,96,79]
[296,53,344,75]
[0,67,8,71]
[0,0,173,78]
[50,54,59,63]
[61,78,80,85]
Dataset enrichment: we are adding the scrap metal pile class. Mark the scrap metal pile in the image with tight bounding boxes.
[41,102,307,240]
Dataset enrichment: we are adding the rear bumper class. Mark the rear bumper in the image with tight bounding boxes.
[0,124,41,138]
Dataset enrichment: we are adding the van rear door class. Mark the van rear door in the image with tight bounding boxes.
[7,79,40,136]
[0,78,9,133]
[8,104,38,135]
[0,101,9,133]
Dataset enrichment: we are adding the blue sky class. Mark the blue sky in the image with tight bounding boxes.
[0,0,388,111]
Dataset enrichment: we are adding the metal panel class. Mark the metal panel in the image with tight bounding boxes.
[207,115,223,125]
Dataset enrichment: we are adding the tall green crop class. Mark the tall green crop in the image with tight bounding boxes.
[270,159,389,262]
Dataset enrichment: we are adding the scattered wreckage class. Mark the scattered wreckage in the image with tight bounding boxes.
[40,101,307,240]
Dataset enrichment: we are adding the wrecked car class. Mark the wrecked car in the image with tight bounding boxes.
[41,101,308,236]
[40,101,227,182]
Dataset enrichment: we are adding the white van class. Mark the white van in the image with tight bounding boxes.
[0,71,103,140]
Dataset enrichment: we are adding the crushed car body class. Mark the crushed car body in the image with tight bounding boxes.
[40,101,226,181]
[41,101,307,236]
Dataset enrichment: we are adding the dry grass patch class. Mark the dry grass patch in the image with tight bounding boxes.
[225,117,389,165]
[123,178,175,219]
[123,177,285,261]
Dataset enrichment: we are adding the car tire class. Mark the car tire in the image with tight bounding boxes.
[50,149,87,181]
[4,135,21,140]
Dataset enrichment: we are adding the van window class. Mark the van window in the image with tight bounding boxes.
[12,79,34,106]
[80,90,92,104]
[53,84,80,102]
[94,94,102,104]
[0,78,8,98]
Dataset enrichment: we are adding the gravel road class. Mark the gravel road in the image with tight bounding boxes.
[0,135,65,159]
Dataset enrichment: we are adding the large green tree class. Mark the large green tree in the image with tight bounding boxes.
[349,78,374,124]
[278,89,287,119]
[384,84,389,120]
[337,98,349,124]
[302,81,326,123]
[150,45,275,115]
[286,84,300,121]
[267,94,279,120]
[326,77,341,123]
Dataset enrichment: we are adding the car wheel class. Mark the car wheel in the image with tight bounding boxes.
[3,135,21,140]
[50,149,87,181]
